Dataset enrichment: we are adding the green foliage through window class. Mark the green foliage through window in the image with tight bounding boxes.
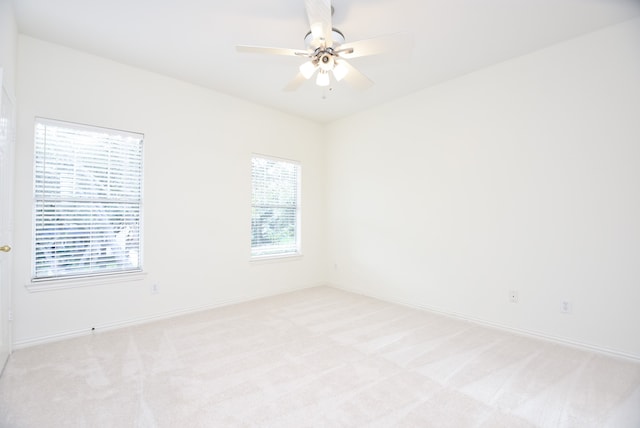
[251,156,300,257]
[33,118,143,280]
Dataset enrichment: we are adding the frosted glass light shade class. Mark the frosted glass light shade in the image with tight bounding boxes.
[316,70,330,86]
[333,62,348,81]
[299,61,317,79]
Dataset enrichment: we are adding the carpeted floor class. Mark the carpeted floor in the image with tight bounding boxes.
[0,286,639,427]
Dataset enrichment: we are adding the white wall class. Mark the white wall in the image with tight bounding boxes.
[13,36,326,346]
[12,18,640,359]
[326,18,640,359]
[0,0,17,94]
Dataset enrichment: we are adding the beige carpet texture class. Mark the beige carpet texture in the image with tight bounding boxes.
[1,286,639,427]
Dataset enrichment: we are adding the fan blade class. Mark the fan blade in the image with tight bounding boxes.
[283,73,307,92]
[337,32,412,59]
[236,45,309,57]
[340,60,373,91]
[305,0,332,47]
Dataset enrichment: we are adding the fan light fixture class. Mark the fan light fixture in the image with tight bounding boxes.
[299,49,349,85]
[299,56,349,85]
[299,61,317,79]
[300,27,349,86]
[316,70,330,86]
[333,61,348,81]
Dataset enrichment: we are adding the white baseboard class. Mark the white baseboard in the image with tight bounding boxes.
[327,283,640,362]
[16,281,638,362]
[12,282,325,350]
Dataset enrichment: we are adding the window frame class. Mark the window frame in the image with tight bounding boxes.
[250,154,302,261]
[30,117,145,287]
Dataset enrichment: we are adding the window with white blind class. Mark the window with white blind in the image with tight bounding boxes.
[251,155,301,258]
[33,118,144,281]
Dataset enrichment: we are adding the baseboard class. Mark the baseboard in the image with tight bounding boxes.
[16,282,638,362]
[12,282,326,350]
[328,283,640,362]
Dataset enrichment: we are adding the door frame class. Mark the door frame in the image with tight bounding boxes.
[0,67,15,373]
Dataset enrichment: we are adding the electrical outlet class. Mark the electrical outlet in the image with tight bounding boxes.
[151,283,160,294]
[561,300,571,314]
[509,290,519,303]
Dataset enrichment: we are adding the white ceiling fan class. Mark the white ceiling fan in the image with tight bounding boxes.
[236,0,409,91]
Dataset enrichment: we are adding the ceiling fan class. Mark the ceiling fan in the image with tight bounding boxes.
[236,0,409,91]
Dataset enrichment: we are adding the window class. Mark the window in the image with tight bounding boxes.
[33,118,143,281]
[251,155,301,258]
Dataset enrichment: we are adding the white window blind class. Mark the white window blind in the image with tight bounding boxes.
[251,155,300,258]
[33,118,143,280]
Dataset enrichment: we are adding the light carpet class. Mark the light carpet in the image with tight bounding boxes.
[1,286,639,427]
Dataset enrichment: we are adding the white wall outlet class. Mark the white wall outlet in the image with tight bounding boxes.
[561,300,571,314]
[151,283,160,294]
[509,290,519,303]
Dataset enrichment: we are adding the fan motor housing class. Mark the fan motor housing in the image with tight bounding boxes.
[304,28,345,48]
[318,51,335,70]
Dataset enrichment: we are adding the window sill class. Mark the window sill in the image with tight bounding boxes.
[249,253,303,264]
[26,271,147,292]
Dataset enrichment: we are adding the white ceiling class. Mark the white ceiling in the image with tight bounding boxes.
[10,0,640,123]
